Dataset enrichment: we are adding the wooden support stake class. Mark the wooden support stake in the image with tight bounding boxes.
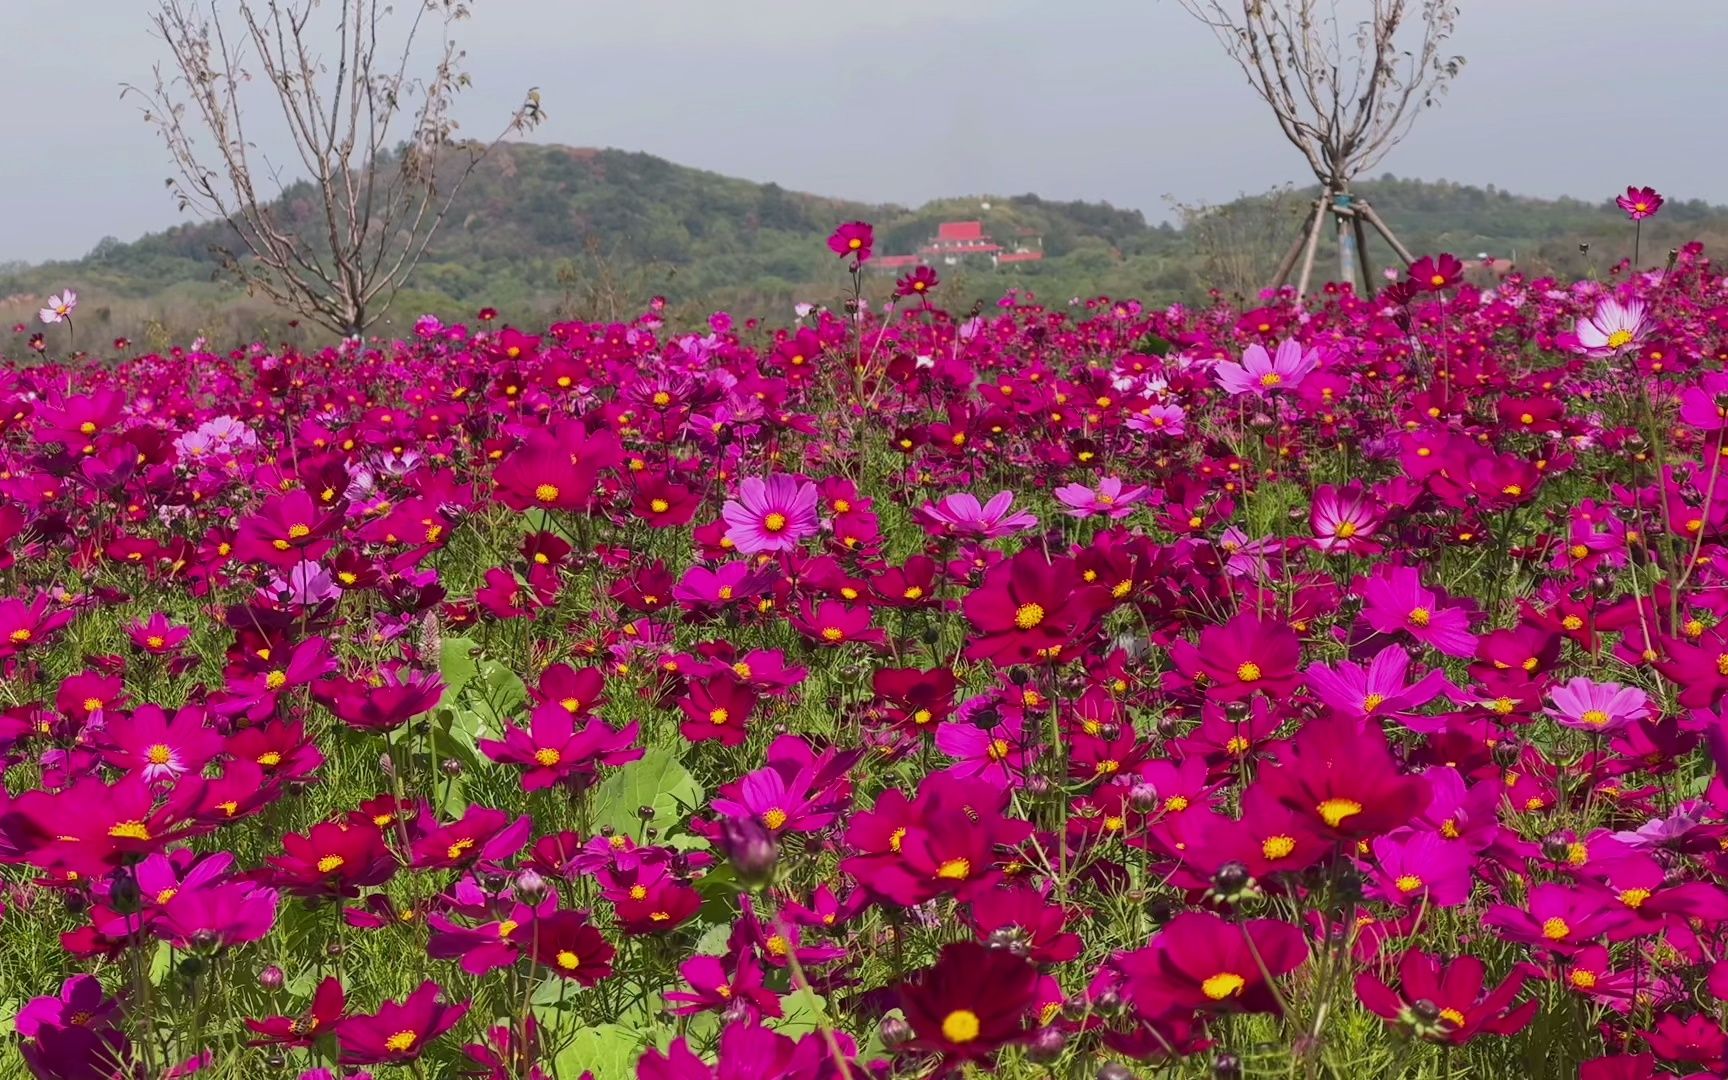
[1353,212,1374,294]
[1272,199,1322,287]
[1294,194,1329,296]
[1359,200,1416,266]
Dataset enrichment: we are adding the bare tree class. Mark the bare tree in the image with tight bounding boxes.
[129,0,544,336]
[1174,0,1464,292]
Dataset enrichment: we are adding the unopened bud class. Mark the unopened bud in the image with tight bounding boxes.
[259,965,285,990]
[717,815,779,891]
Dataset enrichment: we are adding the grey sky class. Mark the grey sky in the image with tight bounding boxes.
[3,0,1727,263]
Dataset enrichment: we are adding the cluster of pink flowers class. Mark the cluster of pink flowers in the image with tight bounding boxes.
[3,185,1726,1079]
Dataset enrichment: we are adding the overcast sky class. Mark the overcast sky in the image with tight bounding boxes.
[2,0,1726,263]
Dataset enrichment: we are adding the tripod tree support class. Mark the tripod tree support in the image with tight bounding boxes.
[1273,188,1415,296]
[1176,1,1464,296]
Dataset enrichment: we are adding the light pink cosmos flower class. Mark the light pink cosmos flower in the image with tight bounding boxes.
[913,491,1037,540]
[1310,482,1383,555]
[38,290,76,325]
[1054,477,1150,520]
[1213,339,1322,397]
[1127,402,1186,437]
[1573,297,1647,357]
[1546,677,1651,733]
[721,475,820,554]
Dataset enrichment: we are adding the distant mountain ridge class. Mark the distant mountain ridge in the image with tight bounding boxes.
[5,144,1727,340]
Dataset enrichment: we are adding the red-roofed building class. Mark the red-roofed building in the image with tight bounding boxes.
[875,220,1043,270]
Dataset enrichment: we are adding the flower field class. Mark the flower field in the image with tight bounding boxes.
[6,215,1728,1080]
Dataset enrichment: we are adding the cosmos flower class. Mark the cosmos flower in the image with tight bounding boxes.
[1546,677,1651,733]
[335,981,470,1066]
[1616,185,1664,220]
[721,474,820,554]
[1054,477,1150,520]
[38,290,77,325]
[1212,339,1323,397]
[1574,297,1648,357]
[826,221,874,263]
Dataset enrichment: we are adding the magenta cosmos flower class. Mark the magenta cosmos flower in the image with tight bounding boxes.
[1546,677,1651,733]
[1615,185,1663,221]
[826,221,874,262]
[336,981,470,1066]
[1213,339,1322,397]
[1574,297,1647,357]
[721,475,820,554]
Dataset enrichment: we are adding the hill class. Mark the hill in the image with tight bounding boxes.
[3,145,1726,342]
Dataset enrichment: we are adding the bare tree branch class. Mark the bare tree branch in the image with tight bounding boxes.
[1175,0,1463,190]
[124,0,545,336]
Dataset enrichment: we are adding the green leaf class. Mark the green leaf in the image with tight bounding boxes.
[148,941,173,986]
[587,748,702,837]
[439,636,482,698]
[551,1022,642,1080]
[769,987,829,1038]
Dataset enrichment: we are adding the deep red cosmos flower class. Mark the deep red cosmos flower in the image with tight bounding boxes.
[1118,911,1308,1018]
[1408,253,1464,292]
[335,981,470,1066]
[1356,951,1537,1044]
[1254,716,1427,840]
[265,819,397,898]
[529,910,617,985]
[245,976,345,1047]
[896,266,940,298]
[898,942,1040,1068]
[962,547,1109,665]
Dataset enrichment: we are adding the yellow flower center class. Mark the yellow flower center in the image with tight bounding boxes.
[1317,798,1363,828]
[257,751,282,767]
[941,1009,981,1043]
[287,523,311,539]
[708,707,729,725]
[264,670,287,690]
[534,748,562,766]
[145,744,173,765]
[763,512,788,533]
[936,858,971,880]
[1014,602,1045,630]
[1262,835,1295,859]
[316,855,345,873]
[1408,607,1431,627]
[384,1031,417,1053]
[1164,795,1190,812]
[1362,693,1385,713]
[1569,969,1598,989]
[1258,372,1283,388]
[1579,709,1610,727]
[556,950,580,970]
[1438,1007,1466,1027]
[1235,661,1262,683]
[1395,874,1423,893]
[1541,917,1571,941]
[1619,888,1651,909]
[1606,329,1635,350]
[109,821,151,840]
[534,483,560,503]
[1202,972,1246,1000]
[821,627,844,642]
[649,498,669,514]
[1336,521,1357,539]
[763,808,788,830]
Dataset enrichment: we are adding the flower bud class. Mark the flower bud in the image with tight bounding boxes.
[717,815,780,891]
[259,965,285,990]
[1097,1064,1137,1080]
[879,1016,913,1048]
[513,869,549,900]
[1026,1026,1066,1063]
[1213,1054,1243,1080]
[1128,782,1159,813]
